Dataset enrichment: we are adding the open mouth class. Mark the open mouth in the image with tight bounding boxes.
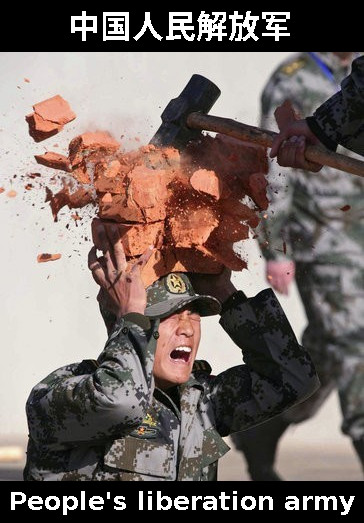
[170,346,192,363]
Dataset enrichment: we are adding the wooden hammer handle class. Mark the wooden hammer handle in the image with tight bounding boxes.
[187,112,364,178]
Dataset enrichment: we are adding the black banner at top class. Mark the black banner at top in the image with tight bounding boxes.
[2,6,362,51]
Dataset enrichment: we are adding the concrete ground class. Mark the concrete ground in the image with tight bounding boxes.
[219,441,362,481]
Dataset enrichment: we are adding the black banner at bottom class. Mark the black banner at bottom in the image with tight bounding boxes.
[1,481,362,519]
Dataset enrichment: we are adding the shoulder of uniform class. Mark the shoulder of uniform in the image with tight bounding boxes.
[192,359,212,374]
[280,56,308,76]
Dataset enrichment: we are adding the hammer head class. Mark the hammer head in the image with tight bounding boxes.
[150,74,221,150]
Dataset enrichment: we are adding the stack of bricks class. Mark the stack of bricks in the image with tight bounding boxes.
[84,133,268,286]
[27,95,269,286]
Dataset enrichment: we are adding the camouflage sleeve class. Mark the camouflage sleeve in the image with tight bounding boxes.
[257,73,301,261]
[211,289,319,436]
[26,314,159,448]
[311,55,364,155]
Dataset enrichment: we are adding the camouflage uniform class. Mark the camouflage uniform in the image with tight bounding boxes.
[24,278,318,481]
[308,55,364,155]
[231,53,364,479]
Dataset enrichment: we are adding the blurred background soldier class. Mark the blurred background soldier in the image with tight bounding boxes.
[231,52,364,481]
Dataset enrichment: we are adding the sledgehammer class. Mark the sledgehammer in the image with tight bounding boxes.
[151,74,364,178]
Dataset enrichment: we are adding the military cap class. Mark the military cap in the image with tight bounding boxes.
[145,272,221,319]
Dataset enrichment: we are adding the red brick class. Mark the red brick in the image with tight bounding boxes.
[119,222,164,256]
[37,253,62,263]
[184,134,268,178]
[139,246,223,287]
[26,113,62,142]
[190,169,223,200]
[211,214,250,243]
[127,167,169,222]
[45,186,93,221]
[198,241,247,271]
[70,162,91,184]
[168,206,218,247]
[218,198,260,228]
[244,172,269,210]
[98,193,144,223]
[69,131,120,166]
[35,152,71,172]
[94,160,126,194]
[33,95,76,125]
[67,188,93,209]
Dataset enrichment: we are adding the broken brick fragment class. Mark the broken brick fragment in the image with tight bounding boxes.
[37,253,62,263]
[0,187,4,194]
[211,214,250,243]
[198,240,247,271]
[138,247,223,288]
[171,248,223,274]
[237,172,269,210]
[92,219,164,257]
[99,193,144,223]
[26,95,75,142]
[72,162,91,184]
[140,144,181,170]
[45,186,93,221]
[94,160,126,193]
[118,222,164,256]
[340,205,351,212]
[45,187,69,221]
[35,152,71,172]
[101,192,113,204]
[190,169,223,200]
[67,188,93,209]
[33,95,76,126]
[68,131,120,166]
[184,134,268,180]
[127,167,169,222]
[26,113,62,142]
[7,190,17,198]
[218,198,260,228]
[26,112,62,134]
[168,206,218,247]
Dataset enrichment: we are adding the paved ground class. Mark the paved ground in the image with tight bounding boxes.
[219,441,362,481]
[0,443,361,482]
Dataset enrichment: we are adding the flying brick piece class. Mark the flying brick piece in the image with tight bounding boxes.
[34,152,72,172]
[26,95,76,142]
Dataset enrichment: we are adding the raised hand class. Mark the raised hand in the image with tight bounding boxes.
[88,219,154,318]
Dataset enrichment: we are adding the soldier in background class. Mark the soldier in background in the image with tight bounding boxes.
[24,220,318,481]
[270,54,364,166]
[231,52,364,481]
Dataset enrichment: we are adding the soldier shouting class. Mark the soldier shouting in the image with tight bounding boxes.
[24,220,318,481]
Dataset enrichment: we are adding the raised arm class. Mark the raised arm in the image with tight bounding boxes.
[210,288,319,436]
[26,222,156,448]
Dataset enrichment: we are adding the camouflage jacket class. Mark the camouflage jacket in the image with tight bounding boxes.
[259,52,364,266]
[310,55,364,156]
[24,289,319,481]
